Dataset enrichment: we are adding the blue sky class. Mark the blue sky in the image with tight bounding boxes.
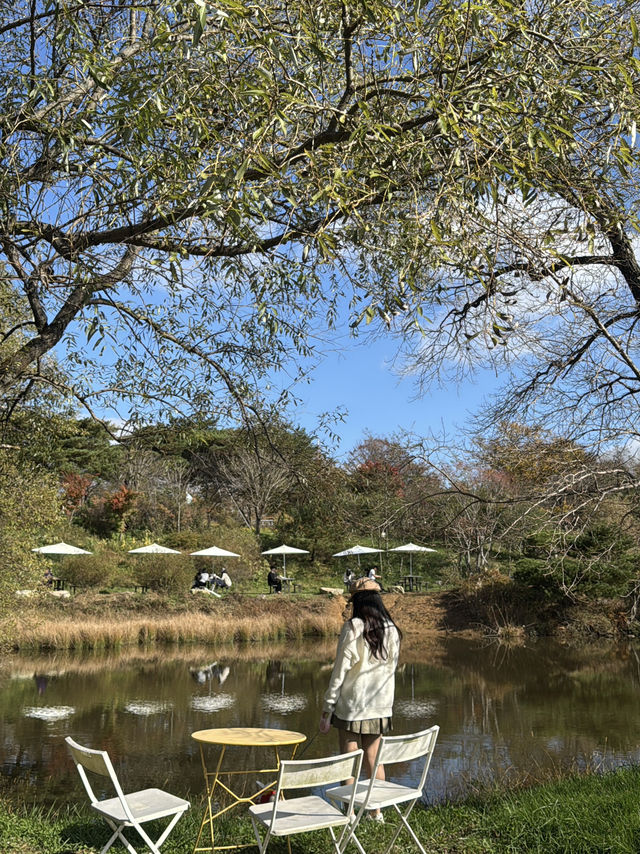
[70,276,502,454]
[290,333,501,459]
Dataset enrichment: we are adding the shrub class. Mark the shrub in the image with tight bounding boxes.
[59,552,119,589]
[512,558,562,598]
[132,555,193,593]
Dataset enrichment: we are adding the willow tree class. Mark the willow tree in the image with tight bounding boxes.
[383,1,640,454]
[1,0,639,435]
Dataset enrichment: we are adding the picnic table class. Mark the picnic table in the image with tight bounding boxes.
[401,574,423,592]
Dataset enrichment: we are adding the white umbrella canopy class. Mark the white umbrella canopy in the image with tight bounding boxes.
[261,544,309,574]
[332,544,381,568]
[389,542,437,573]
[190,546,240,557]
[32,542,92,555]
[389,543,437,554]
[128,543,181,554]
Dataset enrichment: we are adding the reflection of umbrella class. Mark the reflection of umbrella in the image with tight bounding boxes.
[124,700,173,715]
[190,546,240,557]
[261,663,307,714]
[24,705,75,720]
[261,544,309,574]
[396,698,438,718]
[128,543,181,554]
[190,660,234,712]
[191,694,235,712]
[332,544,381,569]
[396,664,438,719]
[32,542,91,554]
[389,542,436,574]
[261,693,308,714]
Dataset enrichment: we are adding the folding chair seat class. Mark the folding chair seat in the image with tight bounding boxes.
[326,725,439,854]
[248,749,365,854]
[65,736,190,854]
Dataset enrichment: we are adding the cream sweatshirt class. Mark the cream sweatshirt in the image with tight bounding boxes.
[322,617,400,721]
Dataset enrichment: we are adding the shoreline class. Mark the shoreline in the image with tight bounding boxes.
[1,589,632,652]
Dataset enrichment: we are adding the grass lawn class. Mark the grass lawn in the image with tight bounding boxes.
[3,765,640,853]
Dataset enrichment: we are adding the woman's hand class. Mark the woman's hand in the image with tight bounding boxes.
[319,712,331,734]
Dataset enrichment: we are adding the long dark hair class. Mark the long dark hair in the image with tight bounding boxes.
[350,590,402,659]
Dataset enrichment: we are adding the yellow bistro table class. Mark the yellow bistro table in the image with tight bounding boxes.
[191,726,307,853]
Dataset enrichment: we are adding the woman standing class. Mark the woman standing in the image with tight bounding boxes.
[319,577,402,821]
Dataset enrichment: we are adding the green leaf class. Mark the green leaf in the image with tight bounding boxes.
[538,129,559,153]
[192,2,207,47]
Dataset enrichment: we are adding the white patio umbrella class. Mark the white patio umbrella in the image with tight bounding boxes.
[389,542,436,574]
[32,542,92,555]
[190,546,240,557]
[332,544,381,569]
[190,545,240,583]
[128,543,181,554]
[261,544,309,574]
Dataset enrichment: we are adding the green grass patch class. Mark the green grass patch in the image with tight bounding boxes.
[3,766,640,853]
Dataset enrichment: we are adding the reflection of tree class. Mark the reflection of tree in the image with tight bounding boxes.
[394,638,640,798]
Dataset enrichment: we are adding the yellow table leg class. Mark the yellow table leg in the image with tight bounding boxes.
[193,740,303,852]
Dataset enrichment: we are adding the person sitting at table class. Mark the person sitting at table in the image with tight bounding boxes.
[43,567,55,587]
[211,567,233,590]
[343,568,355,587]
[267,568,282,593]
[191,569,210,591]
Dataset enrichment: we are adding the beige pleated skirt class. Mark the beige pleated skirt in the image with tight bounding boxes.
[331,715,393,735]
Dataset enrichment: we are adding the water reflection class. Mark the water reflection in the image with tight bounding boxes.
[124,701,173,716]
[261,659,308,715]
[2,637,640,805]
[189,662,230,686]
[23,706,75,721]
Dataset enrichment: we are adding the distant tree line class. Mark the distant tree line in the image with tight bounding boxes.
[4,402,640,615]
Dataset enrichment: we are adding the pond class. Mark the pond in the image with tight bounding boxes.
[2,635,640,806]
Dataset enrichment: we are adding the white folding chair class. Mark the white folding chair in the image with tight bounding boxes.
[326,725,439,854]
[65,736,190,854]
[249,749,365,854]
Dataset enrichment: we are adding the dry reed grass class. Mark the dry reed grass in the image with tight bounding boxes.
[5,601,345,651]
[2,588,447,658]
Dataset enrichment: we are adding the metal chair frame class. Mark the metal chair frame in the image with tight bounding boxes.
[326,725,440,854]
[65,736,190,854]
[249,749,365,854]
